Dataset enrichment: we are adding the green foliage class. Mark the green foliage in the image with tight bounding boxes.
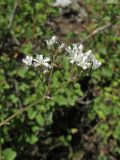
[3,148,16,160]
[0,0,120,159]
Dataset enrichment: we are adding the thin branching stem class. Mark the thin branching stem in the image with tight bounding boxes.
[46,49,58,95]
[0,96,45,127]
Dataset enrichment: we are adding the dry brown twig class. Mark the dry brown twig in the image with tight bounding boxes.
[81,22,112,43]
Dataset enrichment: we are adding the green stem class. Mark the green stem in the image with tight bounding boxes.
[46,50,57,95]
[0,144,2,160]
[0,96,44,127]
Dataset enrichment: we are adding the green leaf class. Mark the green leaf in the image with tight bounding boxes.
[28,109,37,120]
[9,95,18,103]
[32,126,40,133]
[107,0,118,4]
[20,43,33,54]
[74,83,83,96]
[97,110,106,120]
[26,134,38,144]
[3,148,17,160]
[18,67,28,78]
[30,135,38,144]
[35,113,44,126]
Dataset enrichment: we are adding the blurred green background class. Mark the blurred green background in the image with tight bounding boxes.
[0,0,120,160]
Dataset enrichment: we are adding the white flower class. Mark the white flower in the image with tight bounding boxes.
[66,43,101,70]
[58,43,65,52]
[82,50,101,70]
[92,57,101,70]
[66,43,83,56]
[43,69,49,74]
[46,36,57,49]
[72,44,83,53]
[22,56,33,66]
[33,54,51,68]
[70,53,83,64]
[66,43,83,65]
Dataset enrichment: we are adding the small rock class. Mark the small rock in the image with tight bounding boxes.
[52,0,72,8]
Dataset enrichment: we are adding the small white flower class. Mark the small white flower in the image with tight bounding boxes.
[78,44,83,51]
[92,57,101,69]
[73,44,83,52]
[33,54,51,68]
[43,69,49,74]
[70,53,83,64]
[46,36,57,49]
[66,43,83,56]
[22,56,33,66]
[58,43,65,52]
[66,43,83,66]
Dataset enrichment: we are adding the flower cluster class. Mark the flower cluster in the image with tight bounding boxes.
[66,43,101,70]
[22,36,101,72]
[22,54,51,69]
